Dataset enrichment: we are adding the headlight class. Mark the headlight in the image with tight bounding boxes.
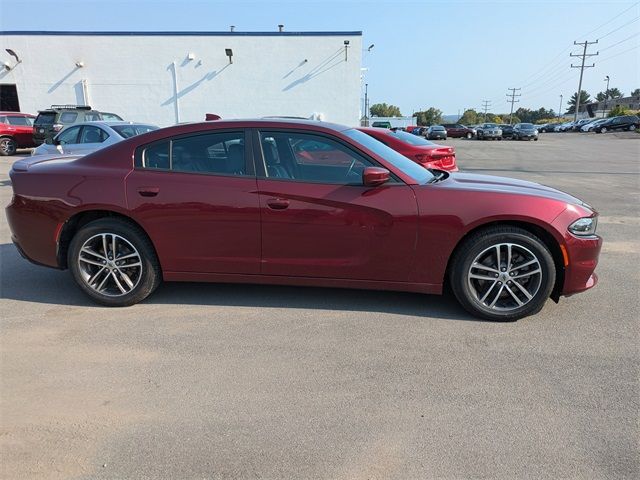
[568,216,598,236]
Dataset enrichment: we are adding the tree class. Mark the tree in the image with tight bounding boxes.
[630,88,640,97]
[369,103,402,117]
[608,105,629,117]
[513,107,555,124]
[596,87,624,101]
[458,109,479,125]
[566,90,591,114]
[415,107,442,126]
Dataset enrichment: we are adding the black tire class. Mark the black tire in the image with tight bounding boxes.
[534,137,539,141]
[0,137,17,156]
[449,226,556,321]
[68,218,161,306]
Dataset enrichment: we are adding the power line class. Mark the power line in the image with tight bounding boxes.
[506,88,521,125]
[581,1,639,38]
[599,44,639,63]
[570,40,599,121]
[597,15,640,40]
[600,32,640,52]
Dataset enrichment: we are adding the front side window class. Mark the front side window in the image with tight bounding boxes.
[140,131,247,176]
[259,131,374,185]
[57,126,81,144]
[79,126,108,143]
[59,112,78,124]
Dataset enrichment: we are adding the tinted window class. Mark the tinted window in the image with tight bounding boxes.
[343,129,434,184]
[431,126,446,131]
[35,112,56,125]
[84,112,101,121]
[7,116,33,126]
[79,126,108,143]
[112,124,157,138]
[483,123,498,128]
[57,126,81,144]
[59,112,78,124]
[142,131,247,175]
[260,131,375,185]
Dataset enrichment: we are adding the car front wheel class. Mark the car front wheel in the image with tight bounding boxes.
[450,226,556,321]
[629,125,636,131]
[0,137,17,156]
[68,218,161,306]
[600,127,607,133]
[466,132,472,139]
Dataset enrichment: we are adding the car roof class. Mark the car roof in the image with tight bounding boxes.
[0,111,35,117]
[165,118,351,132]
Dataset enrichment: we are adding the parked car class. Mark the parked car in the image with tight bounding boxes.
[537,123,555,133]
[594,115,639,133]
[371,121,391,129]
[512,123,539,141]
[32,105,123,145]
[555,122,574,132]
[32,121,158,157]
[500,124,515,139]
[426,125,447,140]
[0,112,36,156]
[442,124,476,139]
[581,118,608,132]
[6,118,602,321]
[476,123,503,140]
[572,119,593,131]
[358,127,457,171]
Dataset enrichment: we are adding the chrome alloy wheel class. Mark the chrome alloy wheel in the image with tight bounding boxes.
[77,233,143,297]
[467,243,542,311]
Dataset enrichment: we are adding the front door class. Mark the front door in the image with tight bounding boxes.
[255,129,418,281]
[125,129,261,274]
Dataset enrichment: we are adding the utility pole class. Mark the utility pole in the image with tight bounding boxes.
[570,40,598,121]
[603,75,610,118]
[481,100,491,122]
[364,83,369,126]
[558,94,563,121]
[506,87,521,125]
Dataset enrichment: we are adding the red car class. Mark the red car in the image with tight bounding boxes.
[359,127,457,171]
[0,112,36,156]
[6,119,601,321]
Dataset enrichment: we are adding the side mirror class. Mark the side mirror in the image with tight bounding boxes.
[363,167,390,187]
[44,137,53,145]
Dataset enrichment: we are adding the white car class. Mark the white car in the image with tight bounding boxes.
[32,121,158,157]
[581,118,608,132]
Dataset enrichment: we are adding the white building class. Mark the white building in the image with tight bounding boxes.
[0,30,362,126]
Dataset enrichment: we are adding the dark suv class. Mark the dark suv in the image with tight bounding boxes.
[594,115,639,133]
[442,124,475,139]
[33,105,122,145]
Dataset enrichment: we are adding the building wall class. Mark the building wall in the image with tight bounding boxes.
[0,31,362,126]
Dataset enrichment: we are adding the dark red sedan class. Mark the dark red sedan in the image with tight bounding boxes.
[359,127,458,171]
[6,119,602,321]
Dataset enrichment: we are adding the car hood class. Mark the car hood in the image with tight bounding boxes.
[432,172,591,209]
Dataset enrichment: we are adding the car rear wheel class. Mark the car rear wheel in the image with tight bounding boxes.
[601,127,607,133]
[0,137,17,156]
[68,218,161,306]
[449,226,556,321]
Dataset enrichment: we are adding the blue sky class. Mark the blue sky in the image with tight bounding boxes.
[1,0,638,115]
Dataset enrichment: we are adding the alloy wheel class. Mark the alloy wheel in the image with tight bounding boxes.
[0,138,16,155]
[467,243,542,311]
[77,233,143,297]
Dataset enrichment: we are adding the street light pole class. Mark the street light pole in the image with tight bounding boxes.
[558,94,563,121]
[364,83,369,126]
[603,75,610,117]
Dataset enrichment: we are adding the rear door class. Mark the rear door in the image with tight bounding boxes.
[125,129,261,274]
[254,129,418,281]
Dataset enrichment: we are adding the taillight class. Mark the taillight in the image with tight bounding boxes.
[53,123,63,132]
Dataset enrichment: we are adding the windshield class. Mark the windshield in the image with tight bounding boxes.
[343,129,435,184]
[484,123,497,128]
[431,126,445,131]
[520,123,535,129]
[386,130,436,146]
[112,124,158,138]
[34,112,56,125]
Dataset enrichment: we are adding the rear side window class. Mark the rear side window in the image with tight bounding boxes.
[84,112,101,121]
[140,131,247,176]
[35,112,56,125]
[113,125,157,138]
[79,126,108,143]
[7,116,33,126]
[59,112,78,124]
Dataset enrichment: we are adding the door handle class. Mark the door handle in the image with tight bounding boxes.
[138,187,160,197]
[266,198,289,210]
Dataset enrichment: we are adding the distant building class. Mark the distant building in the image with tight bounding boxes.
[0,30,362,126]
[580,94,640,117]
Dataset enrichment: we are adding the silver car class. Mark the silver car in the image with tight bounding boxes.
[32,121,158,157]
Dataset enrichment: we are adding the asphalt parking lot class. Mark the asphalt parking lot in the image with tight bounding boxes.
[1,133,639,479]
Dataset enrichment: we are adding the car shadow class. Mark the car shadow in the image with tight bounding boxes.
[0,243,478,321]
